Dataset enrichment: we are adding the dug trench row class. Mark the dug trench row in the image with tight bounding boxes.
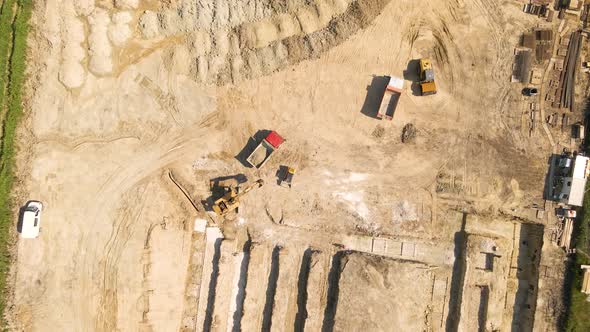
[270,247,305,331]
[193,239,340,331]
[195,228,223,331]
[209,239,243,331]
[321,251,348,331]
[295,249,331,332]
[294,249,315,332]
[261,246,282,331]
[240,243,273,331]
[228,240,251,332]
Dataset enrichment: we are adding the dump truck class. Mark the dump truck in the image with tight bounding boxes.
[377,76,404,120]
[246,131,284,168]
[212,179,264,216]
[419,58,437,96]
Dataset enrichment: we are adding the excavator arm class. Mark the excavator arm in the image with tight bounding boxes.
[212,179,264,216]
[234,179,264,200]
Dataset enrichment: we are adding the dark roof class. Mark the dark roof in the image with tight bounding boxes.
[536,29,553,41]
[523,33,536,49]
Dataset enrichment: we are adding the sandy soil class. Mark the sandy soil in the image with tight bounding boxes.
[332,252,440,331]
[7,0,559,330]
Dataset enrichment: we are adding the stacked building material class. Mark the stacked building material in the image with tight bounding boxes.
[559,31,582,111]
[513,50,533,83]
[522,32,536,49]
[536,29,553,61]
[581,265,590,294]
[536,29,553,41]
[524,3,548,16]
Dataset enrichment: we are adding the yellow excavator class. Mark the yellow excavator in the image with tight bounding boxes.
[212,179,264,216]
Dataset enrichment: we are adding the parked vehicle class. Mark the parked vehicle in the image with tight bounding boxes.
[419,58,437,95]
[377,76,404,120]
[522,87,538,96]
[21,201,43,239]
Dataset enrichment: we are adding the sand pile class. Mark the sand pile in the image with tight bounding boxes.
[140,0,391,84]
[88,9,113,75]
[109,12,133,47]
[59,7,86,89]
[57,0,391,89]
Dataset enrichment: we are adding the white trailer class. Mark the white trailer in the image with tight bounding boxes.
[377,76,404,120]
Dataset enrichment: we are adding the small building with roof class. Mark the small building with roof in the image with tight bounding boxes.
[549,154,590,207]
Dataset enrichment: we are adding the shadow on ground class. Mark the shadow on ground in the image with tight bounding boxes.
[360,75,389,119]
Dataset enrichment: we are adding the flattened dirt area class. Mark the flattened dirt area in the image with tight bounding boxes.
[332,253,442,331]
[8,0,549,330]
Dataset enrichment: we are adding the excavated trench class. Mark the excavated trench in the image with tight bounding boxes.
[321,251,348,332]
[261,245,282,330]
[294,248,317,331]
[202,238,223,332]
[231,240,252,332]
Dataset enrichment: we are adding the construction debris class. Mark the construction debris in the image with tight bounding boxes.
[513,49,533,83]
[558,31,582,111]
[401,123,416,143]
[523,3,548,17]
[556,208,576,250]
[582,265,590,295]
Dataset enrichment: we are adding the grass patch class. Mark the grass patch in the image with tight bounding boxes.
[563,102,590,330]
[0,0,16,114]
[0,0,32,325]
[563,196,590,331]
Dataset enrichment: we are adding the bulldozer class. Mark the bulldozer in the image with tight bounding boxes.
[419,58,437,96]
[211,179,264,216]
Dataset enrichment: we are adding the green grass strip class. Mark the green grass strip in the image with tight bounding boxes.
[565,256,590,331]
[564,190,590,331]
[0,0,32,325]
[0,0,16,113]
[563,124,590,330]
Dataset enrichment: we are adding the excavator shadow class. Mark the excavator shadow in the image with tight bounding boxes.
[235,130,272,167]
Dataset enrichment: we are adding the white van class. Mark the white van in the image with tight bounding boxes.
[21,201,43,239]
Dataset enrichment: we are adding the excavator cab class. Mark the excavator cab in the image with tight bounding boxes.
[213,197,235,215]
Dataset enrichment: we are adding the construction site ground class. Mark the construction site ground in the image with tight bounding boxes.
[7,0,568,331]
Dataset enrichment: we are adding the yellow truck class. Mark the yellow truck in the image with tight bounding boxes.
[419,59,437,96]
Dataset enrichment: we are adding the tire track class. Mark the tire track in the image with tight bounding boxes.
[95,181,151,331]
[77,128,224,331]
[471,0,509,84]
